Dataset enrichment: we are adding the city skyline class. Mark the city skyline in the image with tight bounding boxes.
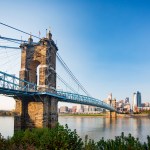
[1,0,150,109]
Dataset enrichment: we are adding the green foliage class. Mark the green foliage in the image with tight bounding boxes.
[139,110,150,114]
[0,125,150,150]
[9,123,83,150]
[84,132,150,150]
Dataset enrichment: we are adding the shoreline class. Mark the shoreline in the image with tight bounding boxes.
[0,112,150,118]
[59,113,150,118]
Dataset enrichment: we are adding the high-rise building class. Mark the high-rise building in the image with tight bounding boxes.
[137,91,141,107]
[132,91,142,112]
[133,93,137,107]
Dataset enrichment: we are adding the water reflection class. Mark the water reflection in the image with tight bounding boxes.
[102,118,117,131]
[0,116,14,138]
[132,118,142,140]
[59,116,150,142]
[0,116,150,142]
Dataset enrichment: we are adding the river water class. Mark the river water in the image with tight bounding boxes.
[0,116,150,142]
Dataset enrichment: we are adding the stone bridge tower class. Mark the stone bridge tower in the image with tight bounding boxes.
[106,93,117,118]
[14,31,58,131]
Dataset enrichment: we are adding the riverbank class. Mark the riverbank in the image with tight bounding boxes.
[59,113,150,118]
[0,124,149,150]
[59,113,106,117]
[1,115,150,144]
[1,111,150,118]
[117,113,150,118]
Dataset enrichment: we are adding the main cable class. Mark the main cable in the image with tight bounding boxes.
[56,53,91,96]
[0,22,40,39]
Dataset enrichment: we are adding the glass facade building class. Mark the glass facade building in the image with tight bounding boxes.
[133,91,141,109]
[137,91,141,107]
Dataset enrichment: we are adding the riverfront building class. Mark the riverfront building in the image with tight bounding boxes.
[137,91,141,107]
[125,97,129,103]
[132,91,142,112]
[59,106,69,113]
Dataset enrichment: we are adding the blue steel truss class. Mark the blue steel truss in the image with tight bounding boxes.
[56,91,116,111]
[0,71,37,92]
[0,71,116,111]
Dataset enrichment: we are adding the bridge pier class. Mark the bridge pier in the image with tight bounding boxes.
[106,111,117,118]
[14,96,58,131]
[106,98,117,118]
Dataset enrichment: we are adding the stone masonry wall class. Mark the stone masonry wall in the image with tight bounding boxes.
[15,32,58,130]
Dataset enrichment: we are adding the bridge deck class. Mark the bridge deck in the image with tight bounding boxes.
[0,71,116,111]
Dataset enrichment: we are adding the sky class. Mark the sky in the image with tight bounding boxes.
[0,0,150,109]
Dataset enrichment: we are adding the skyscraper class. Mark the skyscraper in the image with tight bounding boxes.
[137,91,141,107]
[133,93,137,106]
[132,91,142,111]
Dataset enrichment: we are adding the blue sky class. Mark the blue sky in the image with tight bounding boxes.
[0,0,150,109]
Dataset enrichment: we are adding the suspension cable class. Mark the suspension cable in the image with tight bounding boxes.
[0,36,27,43]
[56,53,91,96]
[0,39,90,96]
[0,22,40,39]
[57,74,78,93]
[0,22,90,96]
[0,45,20,49]
[0,36,37,44]
[0,51,20,66]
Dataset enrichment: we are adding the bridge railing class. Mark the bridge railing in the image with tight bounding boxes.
[56,90,116,111]
[0,71,115,111]
[0,71,37,92]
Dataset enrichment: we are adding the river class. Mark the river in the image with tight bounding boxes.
[0,116,150,142]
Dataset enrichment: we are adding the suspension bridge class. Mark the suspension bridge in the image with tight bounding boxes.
[0,22,116,130]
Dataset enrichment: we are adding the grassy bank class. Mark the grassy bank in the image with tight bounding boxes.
[59,113,150,118]
[117,113,150,118]
[0,124,150,150]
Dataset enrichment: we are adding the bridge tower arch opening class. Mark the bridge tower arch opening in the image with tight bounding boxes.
[15,31,58,131]
[28,60,40,85]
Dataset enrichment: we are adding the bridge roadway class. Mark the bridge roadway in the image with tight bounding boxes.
[0,71,116,111]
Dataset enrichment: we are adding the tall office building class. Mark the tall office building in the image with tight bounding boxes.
[137,91,141,107]
[133,93,137,107]
[132,91,142,111]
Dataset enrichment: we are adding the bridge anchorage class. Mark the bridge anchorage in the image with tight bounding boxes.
[0,30,116,131]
